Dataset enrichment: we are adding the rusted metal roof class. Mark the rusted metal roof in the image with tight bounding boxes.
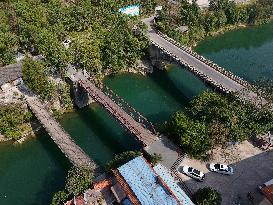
[262,184,273,204]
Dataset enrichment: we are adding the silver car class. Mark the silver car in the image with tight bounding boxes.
[209,163,234,175]
[181,165,205,181]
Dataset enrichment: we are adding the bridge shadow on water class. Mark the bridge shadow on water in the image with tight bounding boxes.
[75,105,141,166]
[32,129,70,205]
[148,68,191,107]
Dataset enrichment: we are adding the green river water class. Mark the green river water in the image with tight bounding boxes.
[1,22,273,205]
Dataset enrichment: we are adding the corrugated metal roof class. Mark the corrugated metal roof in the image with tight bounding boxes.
[117,156,180,205]
[154,164,195,205]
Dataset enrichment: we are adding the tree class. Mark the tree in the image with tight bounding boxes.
[204,12,219,32]
[189,91,273,143]
[145,153,162,166]
[35,29,68,69]
[193,187,222,205]
[50,191,69,205]
[164,112,210,160]
[22,58,56,100]
[0,103,32,139]
[106,151,141,171]
[65,166,93,196]
[69,31,102,74]
[209,0,230,12]
[180,0,203,27]
[225,1,240,25]
[0,9,18,66]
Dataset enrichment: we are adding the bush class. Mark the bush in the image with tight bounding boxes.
[164,91,273,159]
[145,153,162,166]
[193,187,222,205]
[106,151,141,171]
[65,166,93,196]
[164,111,210,160]
[0,103,32,139]
[22,58,56,100]
[50,191,69,205]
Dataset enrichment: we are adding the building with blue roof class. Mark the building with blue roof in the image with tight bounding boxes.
[112,156,194,205]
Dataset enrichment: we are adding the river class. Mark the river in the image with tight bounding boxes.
[1,22,273,205]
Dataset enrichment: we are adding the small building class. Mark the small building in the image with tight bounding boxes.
[119,5,140,16]
[63,39,72,49]
[155,6,163,12]
[0,63,23,91]
[112,156,194,205]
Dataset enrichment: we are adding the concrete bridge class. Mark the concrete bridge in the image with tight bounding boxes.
[143,17,267,106]
[23,88,97,170]
[67,69,158,147]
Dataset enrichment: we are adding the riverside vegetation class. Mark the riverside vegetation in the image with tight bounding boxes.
[0,0,157,140]
[155,0,273,46]
[50,166,94,205]
[163,91,273,160]
[0,103,33,139]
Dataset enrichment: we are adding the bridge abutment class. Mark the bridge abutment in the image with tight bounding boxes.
[66,75,95,108]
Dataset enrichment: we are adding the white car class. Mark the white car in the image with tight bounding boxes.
[209,163,234,175]
[181,166,205,181]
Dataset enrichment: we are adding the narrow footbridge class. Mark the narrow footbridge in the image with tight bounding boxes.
[25,94,97,170]
[69,70,158,147]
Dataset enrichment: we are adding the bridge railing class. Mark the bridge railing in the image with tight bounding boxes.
[153,29,251,88]
[151,41,231,93]
[77,70,157,135]
[101,85,157,135]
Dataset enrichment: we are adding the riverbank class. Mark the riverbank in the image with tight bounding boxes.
[190,24,247,49]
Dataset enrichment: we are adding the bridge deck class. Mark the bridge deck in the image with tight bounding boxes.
[148,30,244,92]
[26,95,97,169]
[142,17,267,106]
[74,72,157,147]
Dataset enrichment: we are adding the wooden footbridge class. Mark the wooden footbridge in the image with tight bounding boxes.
[68,69,158,147]
[24,92,97,170]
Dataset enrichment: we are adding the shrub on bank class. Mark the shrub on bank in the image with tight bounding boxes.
[193,187,222,205]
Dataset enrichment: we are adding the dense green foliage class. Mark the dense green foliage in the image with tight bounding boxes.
[22,58,56,100]
[50,191,69,205]
[0,0,152,71]
[0,8,18,66]
[106,150,142,171]
[164,91,273,159]
[65,166,93,196]
[0,103,32,139]
[164,112,210,159]
[144,152,162,166]
[155,0,273,45]
[193,187,222,205]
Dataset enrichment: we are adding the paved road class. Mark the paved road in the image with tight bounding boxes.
[178,149,273,205]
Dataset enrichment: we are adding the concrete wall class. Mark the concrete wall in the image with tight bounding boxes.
[67,79,94,108]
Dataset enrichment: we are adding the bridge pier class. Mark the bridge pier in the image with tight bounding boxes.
[148,44,174,70]
[66,74,95,108]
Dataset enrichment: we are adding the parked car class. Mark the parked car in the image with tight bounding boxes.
[181,166,205,181]
[209,163,234,175]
